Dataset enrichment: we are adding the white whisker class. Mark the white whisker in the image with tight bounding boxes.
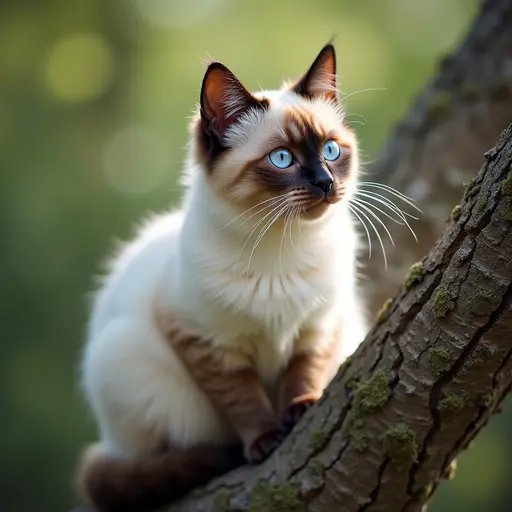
[220,193,288,231]
[245,202,290,281]
[278,205,292,286]
[355,190,418,220]
[351,201,395,248]
[354,191,418,242]
[285,207,295,251]
[348,205,372,260]
[350,202,388,270]
[297,208,305,242]
[351,197,405,225]
[358,182,422,213]
[232,198,288,276]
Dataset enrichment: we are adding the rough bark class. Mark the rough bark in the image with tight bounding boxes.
[363,0,512,314]
[165,123,512,512]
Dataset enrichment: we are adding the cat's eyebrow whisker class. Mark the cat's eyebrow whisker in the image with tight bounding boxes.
[340,87,387,102]
[349,202,388,270]
[344,112,368,123]
[220,193,289,231]
[354,191,419,242]
[358,182,422,213]
[348,205,372,260]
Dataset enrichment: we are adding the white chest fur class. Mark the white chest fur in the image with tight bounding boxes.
[166,179,356,384]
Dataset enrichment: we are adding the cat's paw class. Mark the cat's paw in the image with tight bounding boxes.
[245,428,287,464]
[281,392,321,431]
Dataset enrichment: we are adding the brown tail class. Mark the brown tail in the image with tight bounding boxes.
[75,442,245,512]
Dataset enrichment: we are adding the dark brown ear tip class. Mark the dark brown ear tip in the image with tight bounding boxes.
[320,43,336,59]
[204,61,232,77]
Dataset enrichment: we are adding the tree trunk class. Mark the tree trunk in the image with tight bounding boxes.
[167,124,512,511]
[363,0,512,315]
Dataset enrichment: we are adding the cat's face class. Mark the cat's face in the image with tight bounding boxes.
[192,44,358,221]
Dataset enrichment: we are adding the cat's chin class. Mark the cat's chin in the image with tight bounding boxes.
[302,199,337,220]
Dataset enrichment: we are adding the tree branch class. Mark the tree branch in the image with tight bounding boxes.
[363,0,512,314]
[166,124,512,511]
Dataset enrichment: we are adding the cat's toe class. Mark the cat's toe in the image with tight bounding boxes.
[246,429,287,464]
[282,393,320,431]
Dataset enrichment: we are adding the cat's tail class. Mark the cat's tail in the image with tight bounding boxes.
[75,442,245,512]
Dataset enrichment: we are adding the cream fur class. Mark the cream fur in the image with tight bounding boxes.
[81,88,368,459]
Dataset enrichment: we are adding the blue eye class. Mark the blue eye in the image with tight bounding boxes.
[269,148,293,169]
[322,140,341,161]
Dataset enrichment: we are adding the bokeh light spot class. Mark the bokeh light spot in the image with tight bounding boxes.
[44,33,114,103]
[103,125,170,194]
[134,0,225,29]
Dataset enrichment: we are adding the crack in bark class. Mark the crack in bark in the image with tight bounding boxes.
[359,459,391,512]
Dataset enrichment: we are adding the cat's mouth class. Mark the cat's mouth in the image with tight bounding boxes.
[305,190,342,208]
[301,193,342,218]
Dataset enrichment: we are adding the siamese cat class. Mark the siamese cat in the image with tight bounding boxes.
[77,43,368,512]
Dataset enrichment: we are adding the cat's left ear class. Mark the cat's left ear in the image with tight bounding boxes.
[292,44,337,102]
[200,62,263,143]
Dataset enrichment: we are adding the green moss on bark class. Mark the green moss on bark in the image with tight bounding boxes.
[307,458,324,477]
[405,262,423,290]
[432,286,456,318]
[215,489,234,511]
[309,430,328,451]
[342,371,390,452]
[451,205,462,220]
[439,392,466,412]
[355,370,390,410]
[376,298,393,325]
[464,180,480,199]
[470,290,498,316]
[501,171,512,196]
[429,347,452,376]
[475,197,486,212]
[342,409,368,451]
[249,480,302,512]
[382,423,418,467]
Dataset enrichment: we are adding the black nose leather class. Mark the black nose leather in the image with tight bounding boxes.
[309,177,334,194]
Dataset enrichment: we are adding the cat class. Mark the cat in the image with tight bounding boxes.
[76,43,368,512]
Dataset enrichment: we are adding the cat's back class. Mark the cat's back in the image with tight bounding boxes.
[88,210,184,337]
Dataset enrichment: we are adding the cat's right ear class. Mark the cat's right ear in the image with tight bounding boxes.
[200,63,263,144]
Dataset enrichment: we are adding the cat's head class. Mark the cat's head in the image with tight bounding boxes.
[191,43,358,221]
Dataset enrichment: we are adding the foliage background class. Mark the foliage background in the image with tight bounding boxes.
[1,0,510,510]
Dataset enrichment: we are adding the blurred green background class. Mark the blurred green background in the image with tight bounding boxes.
[1,0,511,511]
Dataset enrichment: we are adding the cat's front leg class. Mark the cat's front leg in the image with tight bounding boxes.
[173,336,285,464]
[278,326,338,431]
